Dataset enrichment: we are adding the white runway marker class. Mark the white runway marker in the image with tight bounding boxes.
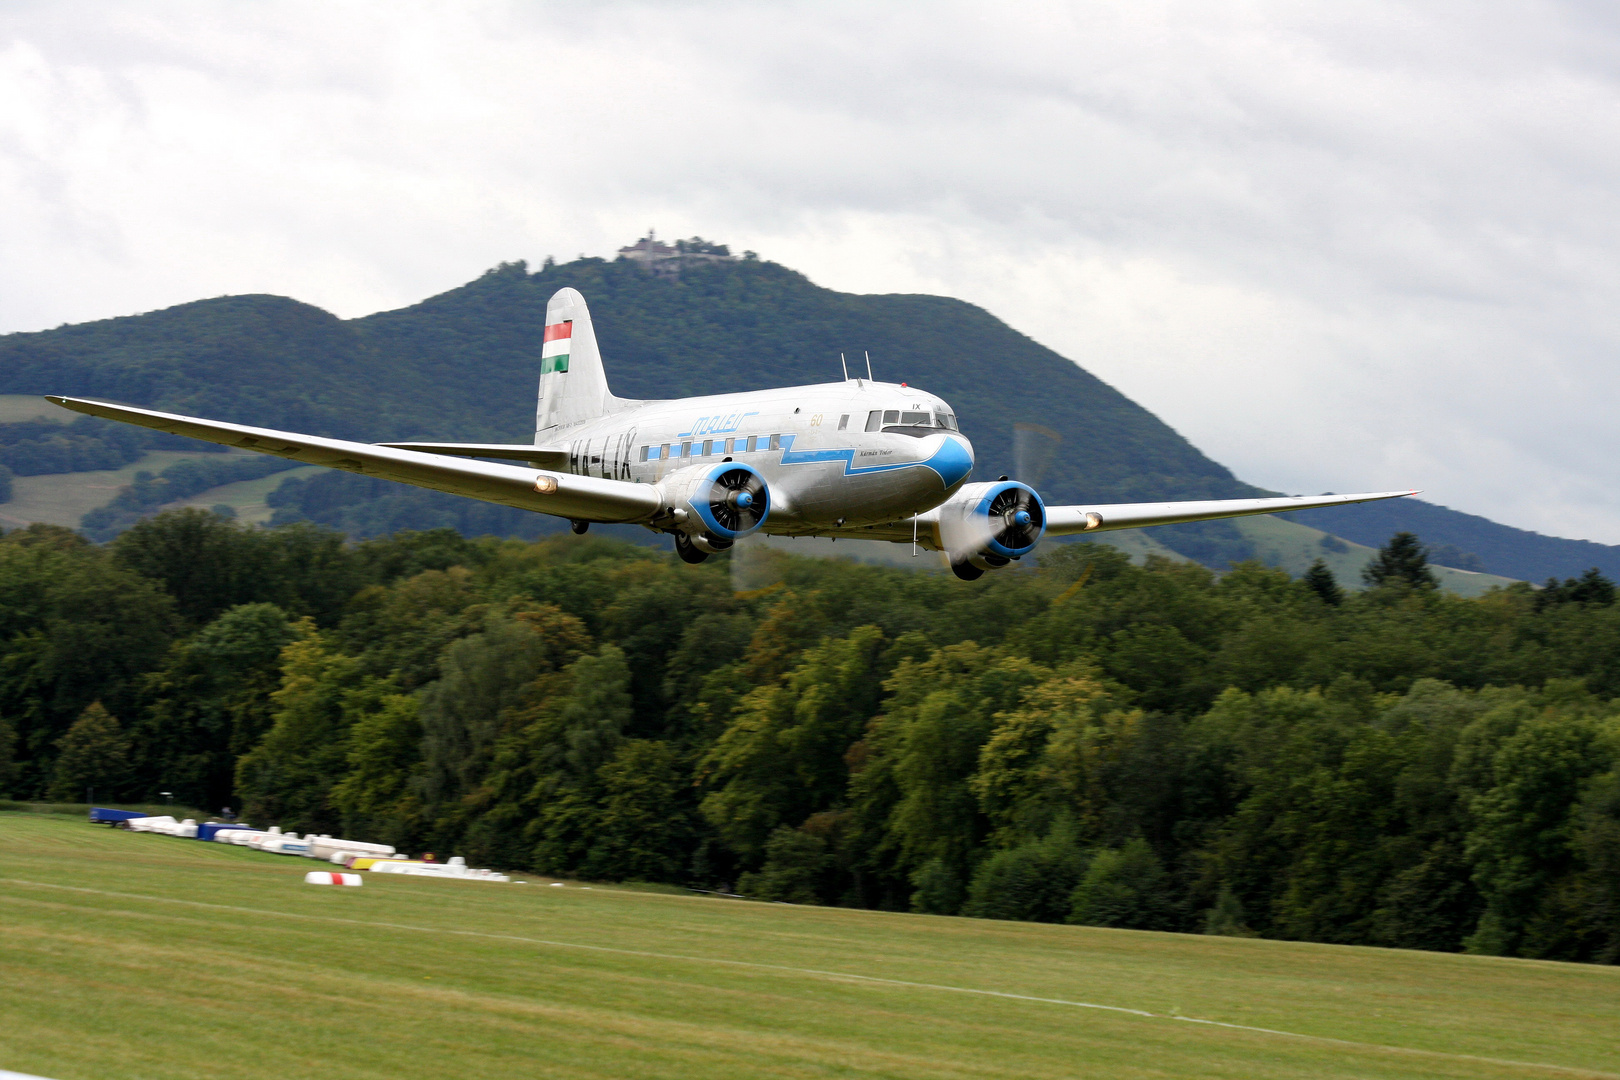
[3,878,1614,1079]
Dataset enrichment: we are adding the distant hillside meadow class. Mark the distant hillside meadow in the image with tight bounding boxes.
[2,251,1618,579]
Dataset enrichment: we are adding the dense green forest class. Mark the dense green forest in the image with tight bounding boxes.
[4,509,1616,964]
[6,252,1620,580]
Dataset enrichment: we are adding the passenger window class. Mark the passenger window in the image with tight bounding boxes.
[883,410,899,424]
[746,436,758,452]
[638,446,649,462]
[769,434,781,450]
[659,444,670,460]
[681,441,692,458]
[723,438,734,454]
[865,411,883,432]
[837,414,849,430]
[700,440,711,455]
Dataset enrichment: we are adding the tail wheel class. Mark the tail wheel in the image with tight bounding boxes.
[674,532,709,564]
[708,467,768,535]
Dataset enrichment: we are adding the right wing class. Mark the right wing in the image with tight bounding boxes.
[46,397,661,524]
[1044,489,1420,536]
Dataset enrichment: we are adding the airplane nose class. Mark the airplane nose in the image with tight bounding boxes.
[925,434,974,489]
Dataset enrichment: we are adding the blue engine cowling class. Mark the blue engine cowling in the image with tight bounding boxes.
[655,462,771,552]
[937,480,1047,578]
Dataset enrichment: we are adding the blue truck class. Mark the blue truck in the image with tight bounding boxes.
[88,807,148,826]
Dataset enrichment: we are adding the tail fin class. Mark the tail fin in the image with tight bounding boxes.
[536,287,620,435]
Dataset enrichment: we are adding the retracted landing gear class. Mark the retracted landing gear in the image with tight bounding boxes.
[949,560,984,581]
[673,532,709,564]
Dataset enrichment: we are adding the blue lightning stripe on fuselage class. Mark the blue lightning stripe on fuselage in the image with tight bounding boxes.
[776,434,973,488]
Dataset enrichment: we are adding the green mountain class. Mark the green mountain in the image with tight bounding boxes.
[2,253,1615,581]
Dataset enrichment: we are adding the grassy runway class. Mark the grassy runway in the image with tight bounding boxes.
[1,814,1615,1080]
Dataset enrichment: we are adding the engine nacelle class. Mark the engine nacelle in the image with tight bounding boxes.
[935,479,1047,580]
[654,462,771,560]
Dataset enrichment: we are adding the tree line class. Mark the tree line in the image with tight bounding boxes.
[2,509,1617,964]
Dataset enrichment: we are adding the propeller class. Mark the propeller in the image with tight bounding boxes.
[937,421,1058,579]
[708,466,768,535]
[728,533,782,594]
[940,479,1048,578]
[1013,422,1061,489]
[987,484,1044,551]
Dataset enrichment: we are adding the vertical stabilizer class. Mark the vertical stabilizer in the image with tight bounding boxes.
[537,288,619,436]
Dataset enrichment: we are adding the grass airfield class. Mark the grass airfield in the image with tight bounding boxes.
[1,814,1615,1080]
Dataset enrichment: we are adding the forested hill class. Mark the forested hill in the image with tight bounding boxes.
[0,257,1254,508]
[2,253,1617,580]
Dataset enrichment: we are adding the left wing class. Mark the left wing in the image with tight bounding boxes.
[1043,490,1420,535]
[46,397,661,524]
[376,442,568,468]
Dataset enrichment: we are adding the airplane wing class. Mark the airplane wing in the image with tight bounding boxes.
[376,442,569,467]
[825,489,1420,546]
[1043,490,1420,535]
[45,397,661,524]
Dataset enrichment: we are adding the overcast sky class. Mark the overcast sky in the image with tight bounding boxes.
[5,2,1620,542]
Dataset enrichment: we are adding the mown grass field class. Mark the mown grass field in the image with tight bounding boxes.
[1,813,1615,1080]
[1232,515,1520,597]
[166,465,324,525]
[0,451,235,532]
[0,395,65,424]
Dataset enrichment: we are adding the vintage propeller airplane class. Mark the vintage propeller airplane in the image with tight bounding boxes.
[49,287,1416,579]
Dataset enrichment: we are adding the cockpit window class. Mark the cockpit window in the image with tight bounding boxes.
[876,410,953,436]
[867,407,959,436]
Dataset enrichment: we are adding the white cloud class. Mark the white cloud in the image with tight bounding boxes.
[3,1,1620,540]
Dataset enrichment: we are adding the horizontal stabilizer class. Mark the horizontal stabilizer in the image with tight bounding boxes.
[1044,490,1421,536]
[376,442,568,467]
[44,397,661,525]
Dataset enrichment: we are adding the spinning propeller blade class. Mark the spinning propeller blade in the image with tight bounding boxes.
[1013,422,1061,489]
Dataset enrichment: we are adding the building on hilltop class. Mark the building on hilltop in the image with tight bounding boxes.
[617,230,737,277]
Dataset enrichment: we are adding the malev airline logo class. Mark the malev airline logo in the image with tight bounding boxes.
[679,411,758,438]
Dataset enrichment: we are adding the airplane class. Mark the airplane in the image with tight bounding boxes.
[48,287,1416,580]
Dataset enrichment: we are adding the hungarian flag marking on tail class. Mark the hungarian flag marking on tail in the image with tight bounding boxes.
[542,320,572,374]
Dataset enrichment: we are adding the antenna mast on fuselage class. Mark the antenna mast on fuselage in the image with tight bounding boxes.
[864,351,874,380]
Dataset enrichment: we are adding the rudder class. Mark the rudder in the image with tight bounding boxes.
[537,287,619,435]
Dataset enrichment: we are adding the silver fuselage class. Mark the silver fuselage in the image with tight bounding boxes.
[541,379,976,533]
